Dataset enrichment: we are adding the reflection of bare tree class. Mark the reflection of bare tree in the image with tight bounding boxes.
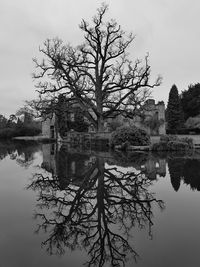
[28,155,164,267]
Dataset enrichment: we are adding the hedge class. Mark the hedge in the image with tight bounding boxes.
[0,126,41,139]
[151,134,193,151]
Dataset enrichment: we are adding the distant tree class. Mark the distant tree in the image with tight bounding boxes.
[16,117,23,127]
[6,114,17,128]
[166,84,184,131]
[0,115,7,129]
[181,83,200,120]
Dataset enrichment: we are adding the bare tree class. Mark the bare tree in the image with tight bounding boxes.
[33,4,161,132]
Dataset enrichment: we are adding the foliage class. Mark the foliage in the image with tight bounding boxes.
[0,126,41,139]
[181,83,200,120]
[108,120,123,132]
[167,141,190,151]
[160,134,178,142]
[166,84,184,131]
[111,150,149,167]
[16,99,41,119]
[0,115,7,129]
[110,126,150,147]
[33,4,161,132]
[185,116,200,129]
[152,134,193,151]
[179,137,193,149]
[144,115,164,133]
[166,127,200,134]
[151,141,168,151]
[72,108,89,132]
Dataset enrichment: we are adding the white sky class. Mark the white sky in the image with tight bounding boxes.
[0,0,200,116]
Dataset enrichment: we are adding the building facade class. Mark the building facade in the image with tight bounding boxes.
[41,99,166,139]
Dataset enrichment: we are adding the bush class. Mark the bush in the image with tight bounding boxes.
[179,137,193,149]
[167,127,200,135]
[0,126,41,139]
[0,128,16,139]
[167,141,190,151]
[15,126,41,136]
[152,135,193,151]
[151,141,168,151]
[109,120,123,132]
[160,134,178,143]
[110,126,150,148]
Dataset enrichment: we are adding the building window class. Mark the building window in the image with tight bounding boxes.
[50,126,55,138]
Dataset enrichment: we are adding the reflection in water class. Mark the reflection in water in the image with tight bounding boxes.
[168,155,200,191]
[0,141,40,167]
[1,142,200,266]
[28,144,164,266]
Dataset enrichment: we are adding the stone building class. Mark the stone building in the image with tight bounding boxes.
[41,98,166,138]
[42,113,57,139]
[107,99,166,135]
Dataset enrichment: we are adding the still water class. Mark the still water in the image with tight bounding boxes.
[0,141,200,267]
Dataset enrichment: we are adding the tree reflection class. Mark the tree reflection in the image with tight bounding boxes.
[168,156,200,191]
[28,146,164,266]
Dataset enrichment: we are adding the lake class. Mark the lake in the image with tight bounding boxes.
[0,141,200,267]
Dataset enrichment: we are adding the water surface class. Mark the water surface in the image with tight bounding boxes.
[0,141,200,267]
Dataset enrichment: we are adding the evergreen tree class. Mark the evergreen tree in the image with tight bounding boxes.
[181,83,200,120]
[166,84,184,131]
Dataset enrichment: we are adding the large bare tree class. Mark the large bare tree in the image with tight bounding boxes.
[33,4,161,132]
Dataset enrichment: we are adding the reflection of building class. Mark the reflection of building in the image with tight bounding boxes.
[41,143,57,174]
[140,157,166,180]
[42,144,167,190]
[41,144,97,189]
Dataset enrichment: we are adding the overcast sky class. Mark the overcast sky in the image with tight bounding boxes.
[0,0,200,116]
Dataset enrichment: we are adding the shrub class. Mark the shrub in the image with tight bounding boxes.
[167,141,190,151]
[110,126,150,148]
[151,141,168,151]
[160,134,178,143]
[0,128,16,139]
[15,126,41,136]
[0,126,41,139]
[152,135,193,151]
[179,137,193,149]
[109,120,123,132]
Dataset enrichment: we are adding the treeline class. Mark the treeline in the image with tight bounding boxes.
[166,83,200,134]
[0,113,41,139]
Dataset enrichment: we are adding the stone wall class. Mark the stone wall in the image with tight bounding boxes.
[109,99,166,135]
[42,113,56,138]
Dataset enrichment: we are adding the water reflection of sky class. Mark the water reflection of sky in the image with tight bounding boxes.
[0,142,200,267]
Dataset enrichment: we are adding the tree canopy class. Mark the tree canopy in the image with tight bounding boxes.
[181,83,200,120]
[33,4,161,132]
[166,84,183,131]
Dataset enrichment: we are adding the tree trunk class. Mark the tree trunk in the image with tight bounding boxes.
[97,115,104,132]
